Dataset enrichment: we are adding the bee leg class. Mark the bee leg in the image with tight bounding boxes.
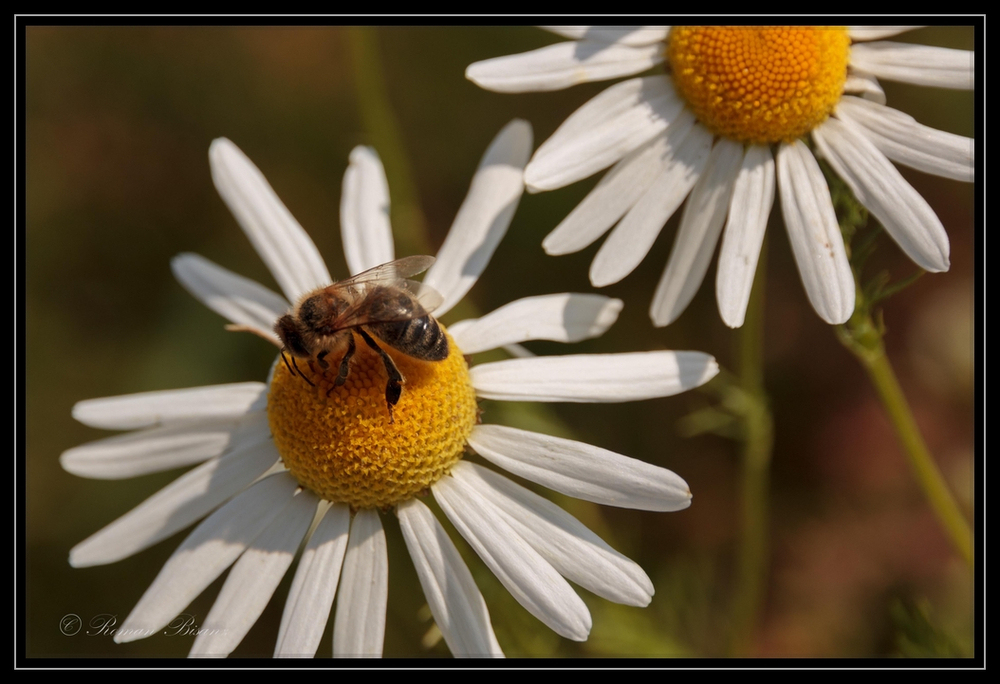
[325,334,357,397]
[358,328,403,423]
[334,333,357,387]
[316,349,330,370]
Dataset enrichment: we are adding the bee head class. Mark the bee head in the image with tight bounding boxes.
[274,314,311,358]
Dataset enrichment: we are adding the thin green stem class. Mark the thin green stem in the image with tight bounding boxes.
[728,246,774,656]
[346,27,432,257]
[838,319,973,566]
[822,147,971,567]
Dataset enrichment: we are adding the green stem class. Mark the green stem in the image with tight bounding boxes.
[346,27,432,257]
[838,319,973,566]
[728,246,774,656]
[821,148,971,567]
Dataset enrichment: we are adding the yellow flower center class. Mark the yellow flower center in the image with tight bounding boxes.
[666,26,850,144]
[267,329,478,509]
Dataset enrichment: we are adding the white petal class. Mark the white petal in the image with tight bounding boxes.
[502,343,535,359]
[275,503,350,657]
[775,140,855,324]
[333,509,388,657]
[812,117,950,272]
[650,137,744,327]
[525,76,683,191]
[843,72,887,105]
[190,489,317,657]
[835,96,974,182]
[340,146,395,276]
[466,40,662,93]
[61,411,271,480]
[542,131,673,256]
[114,473,300,643]
[209,138,331,302]
[397,498,504,657]
[469,424,692,511]
[449,294,622,355]
[848,26,922,42]
[69,439,280,567]
[471,350,719,402]
[542,26,670,46]
[171,253,288,344]
[716,145,776,328]
[849,42,974,90]
[590,112,711,287]
[72,382,267,430]
[423,120,532,316]
[433,473,592,641]
[451,462,656,606]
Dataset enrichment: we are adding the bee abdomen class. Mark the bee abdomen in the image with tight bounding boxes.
[367,316,449,361]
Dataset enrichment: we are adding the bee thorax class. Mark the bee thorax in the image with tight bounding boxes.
[299,293,349,335]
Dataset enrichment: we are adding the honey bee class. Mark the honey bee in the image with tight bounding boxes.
[274,255,449,422]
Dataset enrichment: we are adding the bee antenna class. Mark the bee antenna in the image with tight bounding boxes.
[281,350,315,387]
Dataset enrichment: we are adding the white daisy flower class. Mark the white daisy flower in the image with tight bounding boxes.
[61,121,720,658]
[467,26,974,327]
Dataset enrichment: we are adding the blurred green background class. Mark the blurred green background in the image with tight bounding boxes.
[25,26,975,658]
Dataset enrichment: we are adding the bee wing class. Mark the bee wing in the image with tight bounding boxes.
[331,278,445,331]
[336,255,436,288]
[411,279,444,314]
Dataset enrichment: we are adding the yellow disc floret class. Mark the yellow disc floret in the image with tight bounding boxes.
[667,26,850,144]
[268,329,477,510]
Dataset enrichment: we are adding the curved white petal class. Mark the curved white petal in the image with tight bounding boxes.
[542,26,670,46]
[72,382,267,431]
[61,411,271,480]
[649,138,744,327]
[542,131,673,256]
[716,145,776,328]
[190,489,318,657]
[171,253,288,344]
[397,498,504,657]
[451,462,656,606]
[502,343,535,359]
[423,120,532,316]
[433,473,592,641]
[450,294,622,355]
[525,76,683,191]
[333,509,388,657]
[590,112,710,287]
[114,473,300,643]
[812,117,950,272]
[275,503,350,657]
[209,138,331,302]
[848,26,922,42]
[835,96,974,182]
[469,424,692,511]
[471,350,719,402]
[843,71,887,105]
[776,140,856,324]
[849,42,974,90]
[340,146,395,276]
[69,439,280,568]
[466,40,662,93]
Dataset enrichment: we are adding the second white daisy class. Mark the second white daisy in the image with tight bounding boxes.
[468,26,974,327]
